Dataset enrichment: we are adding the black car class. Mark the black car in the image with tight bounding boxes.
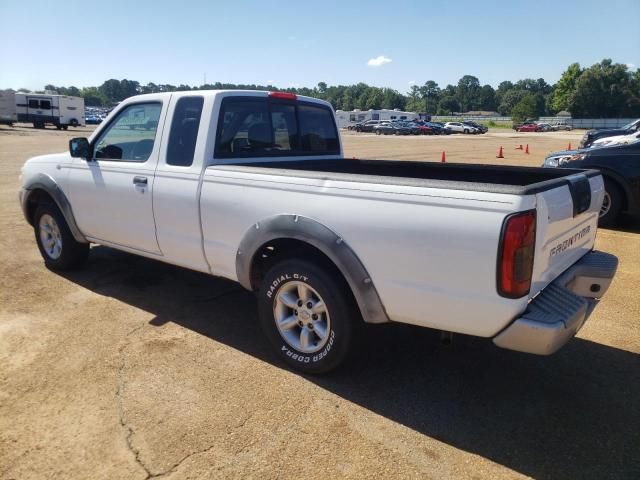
[355,120,382,133]
[543,141,640,227]
[580,119,640,148]
[427,122,450,135]
[373,122,412,135]
[462,121,488,134]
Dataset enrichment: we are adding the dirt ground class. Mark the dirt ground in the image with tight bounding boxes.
[1,124,638,479]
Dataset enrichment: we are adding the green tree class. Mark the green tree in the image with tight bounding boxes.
[497,90,528,116]
[341,89,354,111]
[80,86,105,106]
[511,94,537,122]
[437,96,460,114]
[569,59,639,117]
[552,63,582,112]
[99,79,123,103]
[419,80,440,114]
[477,84,496,111]
[456,75,480,112]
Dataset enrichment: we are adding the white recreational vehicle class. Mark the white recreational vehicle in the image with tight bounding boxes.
[0,90,17,126]
[16,93,85,129]
[335,108,419,129]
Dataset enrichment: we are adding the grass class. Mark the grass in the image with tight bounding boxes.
[479,120,513,129]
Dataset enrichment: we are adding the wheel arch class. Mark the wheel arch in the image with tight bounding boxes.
[21,173,87,243]
[236,215,390,324]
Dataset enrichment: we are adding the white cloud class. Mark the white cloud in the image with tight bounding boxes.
[367,55,392,67]
[626,63,637,70]
[267,79,274,83]
[408,80,416,85]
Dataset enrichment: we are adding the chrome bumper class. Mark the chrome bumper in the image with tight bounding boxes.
[493,251,618,355]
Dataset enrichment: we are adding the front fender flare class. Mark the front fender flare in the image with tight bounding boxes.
[21,173,87,243]
[236,214,389,324]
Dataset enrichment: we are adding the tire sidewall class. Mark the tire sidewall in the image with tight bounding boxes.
[258,260,354,374]
[33,203,88,270]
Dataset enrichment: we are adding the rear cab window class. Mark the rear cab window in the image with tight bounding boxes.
[215,96,338,159]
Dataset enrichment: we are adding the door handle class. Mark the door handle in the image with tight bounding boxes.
[133,176,148,186]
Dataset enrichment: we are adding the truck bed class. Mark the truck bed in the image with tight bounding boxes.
[221,158,600,195]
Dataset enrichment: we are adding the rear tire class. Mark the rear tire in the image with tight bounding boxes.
[258,259,356,374]
[598,180,623,228]
[33,203,89,270]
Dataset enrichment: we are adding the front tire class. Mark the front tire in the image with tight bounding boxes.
[34,203,89,270]
[258,259,356,374]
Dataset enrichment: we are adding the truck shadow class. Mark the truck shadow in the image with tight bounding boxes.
[605,213,640,235]
[59,246,640,479]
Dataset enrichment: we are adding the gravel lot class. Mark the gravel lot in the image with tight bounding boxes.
[1,124,638,479]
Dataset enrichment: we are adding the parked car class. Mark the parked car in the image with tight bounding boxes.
[414,123,433,135]
[84,114,101,125]
[396,121,421,135]
[445,122,477,134]
[591,131,640,148]
[536,123,555,132]
[355,120,381,133]
[374,122,412,135]
[551,121,572,131]
[512,118,538,130]
[19,89,617,373]
[544,139,640,227]
[373,123,398,135]
[462,121,488,134]
[580,119,640,147]
[516,123,542,133]
[427,122,450,135]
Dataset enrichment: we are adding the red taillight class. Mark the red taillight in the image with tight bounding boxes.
[268,91,297,100]
[498,210,536,298]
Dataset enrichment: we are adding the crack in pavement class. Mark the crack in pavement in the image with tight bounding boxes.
[115,352,154,479]
[113,293,254,479]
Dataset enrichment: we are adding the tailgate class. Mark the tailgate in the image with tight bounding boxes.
[530,172,604,295]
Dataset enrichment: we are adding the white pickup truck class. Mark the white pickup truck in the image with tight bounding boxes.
[19,90,618,373]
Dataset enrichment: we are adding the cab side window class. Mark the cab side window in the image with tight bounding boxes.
[94,103,162,162]
[166,96,204,167]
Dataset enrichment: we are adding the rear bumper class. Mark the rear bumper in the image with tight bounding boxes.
[493,251,618,355]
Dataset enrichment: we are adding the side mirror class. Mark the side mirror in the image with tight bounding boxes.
[69,137,91,159]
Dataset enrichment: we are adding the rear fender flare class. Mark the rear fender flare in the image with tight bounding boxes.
[236,214,389,324]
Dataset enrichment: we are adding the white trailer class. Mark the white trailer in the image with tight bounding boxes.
[16,93,85,129]
[0,90,17,126]
[335,108,419,129]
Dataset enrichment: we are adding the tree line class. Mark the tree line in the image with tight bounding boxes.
[20,58,639,121]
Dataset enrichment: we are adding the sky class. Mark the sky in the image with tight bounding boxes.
[1,0,638,93]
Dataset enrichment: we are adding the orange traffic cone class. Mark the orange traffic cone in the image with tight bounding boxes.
[515,144,523,150]
[525,144,530,154]
[567,143,572,150]
[496,146,504,158]
[441,151,446,163]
